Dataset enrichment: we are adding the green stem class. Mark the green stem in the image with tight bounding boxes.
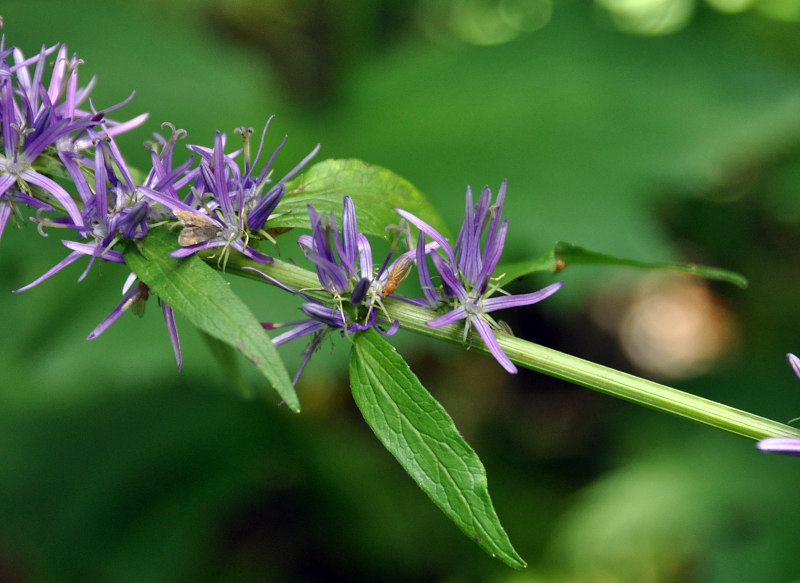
[229,257,800,442]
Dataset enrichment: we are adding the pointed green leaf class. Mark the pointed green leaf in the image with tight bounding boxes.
[272,158,449,238]
[500,241,748,288]
[350,329,525,568]
[123,228,300,412]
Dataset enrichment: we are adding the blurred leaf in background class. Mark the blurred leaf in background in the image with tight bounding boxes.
[4,0,800,581]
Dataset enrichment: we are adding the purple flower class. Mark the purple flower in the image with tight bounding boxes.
[0,41,147,240]
[298,195,413,334]
[246,196,414,385]
[0,45,147,241]
[11,126,185,363]
[143,120,319,268]
[396,179,563,374]
[757,354,800,456]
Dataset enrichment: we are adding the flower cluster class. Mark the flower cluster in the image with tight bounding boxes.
[0,36,318,369]
[247,195,420,384]
[1,30,563,383]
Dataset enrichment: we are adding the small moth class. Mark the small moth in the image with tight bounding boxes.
[174,209,222,246]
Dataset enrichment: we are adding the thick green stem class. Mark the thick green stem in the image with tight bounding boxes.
[229,257,800,442]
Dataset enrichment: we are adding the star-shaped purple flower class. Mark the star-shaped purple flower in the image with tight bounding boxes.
[396,179,563,373]
[247,195,415,385]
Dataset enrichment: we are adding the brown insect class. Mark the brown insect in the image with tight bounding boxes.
[381,254,414,297]
[174,209,222,246]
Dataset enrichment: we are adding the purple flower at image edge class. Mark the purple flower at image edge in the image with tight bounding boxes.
[396,179,563,374]
[756,353,800,456]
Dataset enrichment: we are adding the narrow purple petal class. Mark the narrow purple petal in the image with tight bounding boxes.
[788,353,800,381]
[274,142,320,185]
[161,302,182,370]
[481,281,564,313]
[379,319,401,336]
[395,208,455,266]
[169,240,224,258]
[20,169,83,228]
[291,330,326,386]
[271,320,325,346]
[0,174,16,198]
[471,316,517,374]
[483,180,506,255]
[87,284,142,340]
[427,306,468,327]
[237,243,274,264]
[756,437,800,456]
[356,233,372,280]
[13,250,84,292]
[301,302,347,328]
[341,196,358,268]
[62,240,125,263]
[137,185,199,213]
[0,200,11,241]
[476,218,507,292]
[211,131,234,214]
[416,231,440,306]
[431,252,468,303]
[458,185,481,282]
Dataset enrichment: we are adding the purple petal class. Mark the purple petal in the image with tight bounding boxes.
[87,284,142,340]
[274,142,321,185]
[20,169,83,228]
[62,240,125,263]
[356,233,372,280]
[161,302,182,370]
[139,186,199,213]
[477,218,507,292]
[13,250,84,292]
[788,353,800,381]
[169,240,223,258]
[427,306,468,327]
[0,174,16,198]
[0,200,11,241]
[471,316,517,374]
[341,196,358,268]
[481,281,564,313]
[756,437,800,456]
[379,319,401,336]
[237,243,274,264]
[271,320,326,346]
[416,231,440,306]
[395,208,455,266]
[431,252,467,303]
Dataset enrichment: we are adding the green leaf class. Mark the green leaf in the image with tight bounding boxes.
[273,158,449,238]
[349,329,525,568]
[123,228,300,412]
[500,241,748,288]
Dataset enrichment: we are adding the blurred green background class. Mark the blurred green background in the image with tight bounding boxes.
[3,0,800,581]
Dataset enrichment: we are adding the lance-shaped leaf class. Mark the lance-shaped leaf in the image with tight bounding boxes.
[350,328,525,568]
[500,241,748,288]
[124,227,300,412]
[271,158,449,238]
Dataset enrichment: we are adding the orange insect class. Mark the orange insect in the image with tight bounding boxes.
[381,254,414,297]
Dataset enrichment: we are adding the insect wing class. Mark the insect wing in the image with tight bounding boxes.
[382,254,414,296]
[174,210,221,246]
